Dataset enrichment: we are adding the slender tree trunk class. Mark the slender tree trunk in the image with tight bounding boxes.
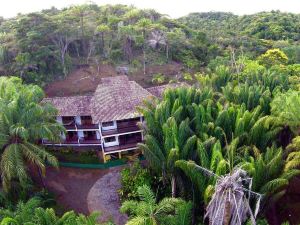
[143,47,146,75]
[166,43,169,62]
[171,175,176,198]
[101,33,105,57]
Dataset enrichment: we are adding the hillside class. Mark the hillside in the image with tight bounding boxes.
[1,5,300,88]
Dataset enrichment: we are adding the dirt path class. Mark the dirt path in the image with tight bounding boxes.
[41,166,127,224]
[87,167,128,225]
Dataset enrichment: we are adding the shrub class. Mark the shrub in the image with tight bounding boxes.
[152,73,166,84]
[119,161,151,201]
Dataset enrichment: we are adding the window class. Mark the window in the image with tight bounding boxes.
[104,136,116,143]
[102,121,114,127]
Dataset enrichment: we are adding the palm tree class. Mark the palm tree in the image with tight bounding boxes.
[270,90,300,134]
[0,77,64,191]
[120,185,192,225]
[139,117,197,197]
[0,197,107,225]
[203,168,261,225]
[242,145,300,200]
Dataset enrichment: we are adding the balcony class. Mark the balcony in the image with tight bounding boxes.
[104,142,138,152]
[104,133,142,153]
[79,137,101,145]
[102,119,141,136]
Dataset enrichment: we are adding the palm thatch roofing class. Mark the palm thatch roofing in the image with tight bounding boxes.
[90,76,153,123]
[42,95,92,116]
[43,76,187,122]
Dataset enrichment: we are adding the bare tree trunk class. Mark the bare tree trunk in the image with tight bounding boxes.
[224,200,231,225]
[143,47,146,75]
[166,43,169,62]
[171,175,176,198]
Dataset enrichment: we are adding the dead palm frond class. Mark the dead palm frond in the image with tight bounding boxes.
[196,166,262,225]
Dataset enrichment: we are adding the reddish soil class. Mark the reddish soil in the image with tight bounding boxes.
[44,62,183,97]
[45,64,118,97]
[130,62,184,88]
[43,166,109,214]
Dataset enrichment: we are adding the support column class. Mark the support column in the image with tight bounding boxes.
[140,116,144,141]
[118,152,122,159]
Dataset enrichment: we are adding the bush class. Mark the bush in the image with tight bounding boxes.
[119,161,152,201]
[49,148,100,164]
[152,73,166,84]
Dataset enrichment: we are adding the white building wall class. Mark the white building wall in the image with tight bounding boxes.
[103,136,119,147]
[75,116,82,125]
[96,131,101,140]
[56,116,63,124]
[78,131,84,139]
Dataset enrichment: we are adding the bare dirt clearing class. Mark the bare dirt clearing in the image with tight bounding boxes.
[44,62,183,97]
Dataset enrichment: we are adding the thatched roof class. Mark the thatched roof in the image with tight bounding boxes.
[43,76,188,122]
[42,95,92,116]
[90,76,153,123]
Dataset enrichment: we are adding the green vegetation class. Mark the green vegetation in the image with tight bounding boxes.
[136,48,300,223]
[1,6,299,86]
[120,185,192,225]
[2,3,300,225]
[0,77,64,191]
[0,196,112,225]
[50,148,100,164]
[119,162,152,201]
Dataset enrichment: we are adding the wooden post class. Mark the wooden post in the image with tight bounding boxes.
[103,152,106,163]
[118,152,122,159]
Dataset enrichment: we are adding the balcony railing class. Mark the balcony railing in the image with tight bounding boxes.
[101,125,141,136]
[77,124,99,129]
[43,137,102,145]
[63,122,99,130]
[104,135,142,153]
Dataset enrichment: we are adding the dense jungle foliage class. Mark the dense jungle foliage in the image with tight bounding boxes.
[0,5,300,85]
[1,3,300,225]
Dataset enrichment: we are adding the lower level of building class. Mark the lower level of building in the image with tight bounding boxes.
[43,131,143,163]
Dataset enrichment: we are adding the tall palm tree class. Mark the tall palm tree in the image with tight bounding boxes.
[0,77,64,191]
[120,185,192,225]
[139,117,197,197]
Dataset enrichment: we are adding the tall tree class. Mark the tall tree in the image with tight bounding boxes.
[0,77,64,191]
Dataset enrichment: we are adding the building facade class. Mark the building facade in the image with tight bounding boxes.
[42,76,184,162]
